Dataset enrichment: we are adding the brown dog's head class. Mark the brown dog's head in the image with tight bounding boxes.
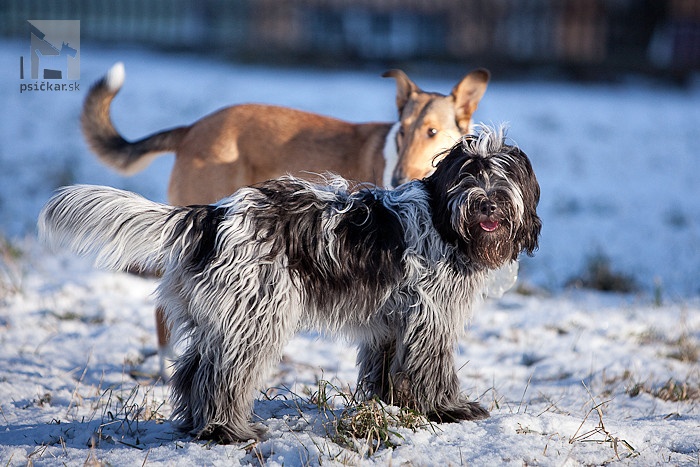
[384,69,490,187]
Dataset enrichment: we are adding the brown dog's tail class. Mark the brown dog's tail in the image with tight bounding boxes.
[81,62,189,175]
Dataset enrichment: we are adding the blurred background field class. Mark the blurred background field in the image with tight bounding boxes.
[2,0,700,81]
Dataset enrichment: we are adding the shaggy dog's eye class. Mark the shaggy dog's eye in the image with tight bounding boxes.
[427,128,438,138]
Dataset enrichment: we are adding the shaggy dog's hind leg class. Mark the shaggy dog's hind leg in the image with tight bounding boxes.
[168,265,301,443]
[170,340,268,443]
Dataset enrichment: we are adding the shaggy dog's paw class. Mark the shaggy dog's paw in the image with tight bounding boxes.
[428,399,489,423]
[198,422,267,444]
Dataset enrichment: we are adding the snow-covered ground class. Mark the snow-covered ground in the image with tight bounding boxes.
[1,41,699,465]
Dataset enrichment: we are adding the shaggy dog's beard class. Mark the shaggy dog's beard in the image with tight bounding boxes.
[466,222,514,269]
[453,196,520,270]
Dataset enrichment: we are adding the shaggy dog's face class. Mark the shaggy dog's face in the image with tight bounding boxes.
[427,135,542,269]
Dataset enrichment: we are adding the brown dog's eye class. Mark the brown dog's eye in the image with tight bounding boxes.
[427,128,438,138]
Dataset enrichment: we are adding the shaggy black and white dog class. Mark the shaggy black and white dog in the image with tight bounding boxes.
[39,125,541,443]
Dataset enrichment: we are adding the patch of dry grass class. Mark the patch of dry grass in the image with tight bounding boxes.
[568,386,640,463]
[0,234,24,297]
[334,397,430,456]
[629,379,700,402]
[567,252,637,293]
[304,379,434,457]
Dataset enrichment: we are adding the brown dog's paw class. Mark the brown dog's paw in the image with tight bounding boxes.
[428,400,489,423]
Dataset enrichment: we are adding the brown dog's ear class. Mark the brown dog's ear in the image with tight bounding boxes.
[452,68,490,133]
[383,69,420,115]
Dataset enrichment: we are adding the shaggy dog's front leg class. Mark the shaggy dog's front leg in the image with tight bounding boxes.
[357,339,396,402]
[389,312,489,422]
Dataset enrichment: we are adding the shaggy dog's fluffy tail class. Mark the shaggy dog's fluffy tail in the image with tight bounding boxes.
[38,185,186,273]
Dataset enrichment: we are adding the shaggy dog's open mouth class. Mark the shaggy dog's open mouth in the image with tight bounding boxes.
[479,220,500,232]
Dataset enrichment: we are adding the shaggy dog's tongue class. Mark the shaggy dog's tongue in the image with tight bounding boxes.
[480,220,500,232]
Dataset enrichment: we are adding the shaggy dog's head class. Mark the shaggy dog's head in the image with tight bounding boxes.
[425,126,541,269]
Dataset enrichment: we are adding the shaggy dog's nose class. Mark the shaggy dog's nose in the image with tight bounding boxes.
[480,200,497,216]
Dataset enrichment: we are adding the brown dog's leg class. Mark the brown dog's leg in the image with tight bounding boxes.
[156,306,175,380]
